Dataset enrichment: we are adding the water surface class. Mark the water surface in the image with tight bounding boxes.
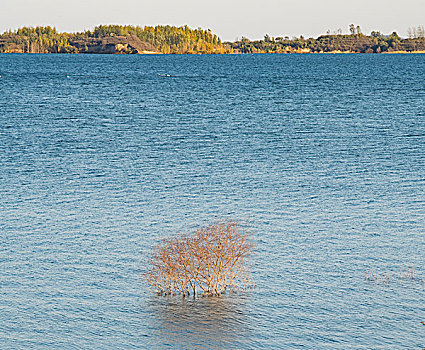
[0,53,424,349]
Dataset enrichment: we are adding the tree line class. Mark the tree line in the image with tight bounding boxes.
[230,25,425,53]
[0,25,232,54]
[1,24,425,54]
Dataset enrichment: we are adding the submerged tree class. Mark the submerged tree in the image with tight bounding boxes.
[146,221,254,296]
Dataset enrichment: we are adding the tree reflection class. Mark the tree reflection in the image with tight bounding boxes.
[147,294,249,349]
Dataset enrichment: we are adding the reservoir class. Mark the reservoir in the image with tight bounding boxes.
[0,53,424,349]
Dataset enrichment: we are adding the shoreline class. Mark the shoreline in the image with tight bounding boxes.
[1,51,425,55]
[2,25,425,55]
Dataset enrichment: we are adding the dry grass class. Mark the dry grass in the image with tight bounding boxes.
[365,264,424,288]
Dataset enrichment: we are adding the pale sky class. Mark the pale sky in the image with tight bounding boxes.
[1,0,424,41]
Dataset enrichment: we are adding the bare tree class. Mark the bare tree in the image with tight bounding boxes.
[146,221,254,296]
[408,26,418,39]
[356,25,362,35]
[417,25,425,38]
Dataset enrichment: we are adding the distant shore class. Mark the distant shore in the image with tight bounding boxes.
[1,24,425,55]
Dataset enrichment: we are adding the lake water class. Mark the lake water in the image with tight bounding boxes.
[0,53,424,349]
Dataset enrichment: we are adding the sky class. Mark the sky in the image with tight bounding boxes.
[1,0,424,41]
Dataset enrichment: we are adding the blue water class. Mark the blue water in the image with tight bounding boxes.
[0,53,424,349]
